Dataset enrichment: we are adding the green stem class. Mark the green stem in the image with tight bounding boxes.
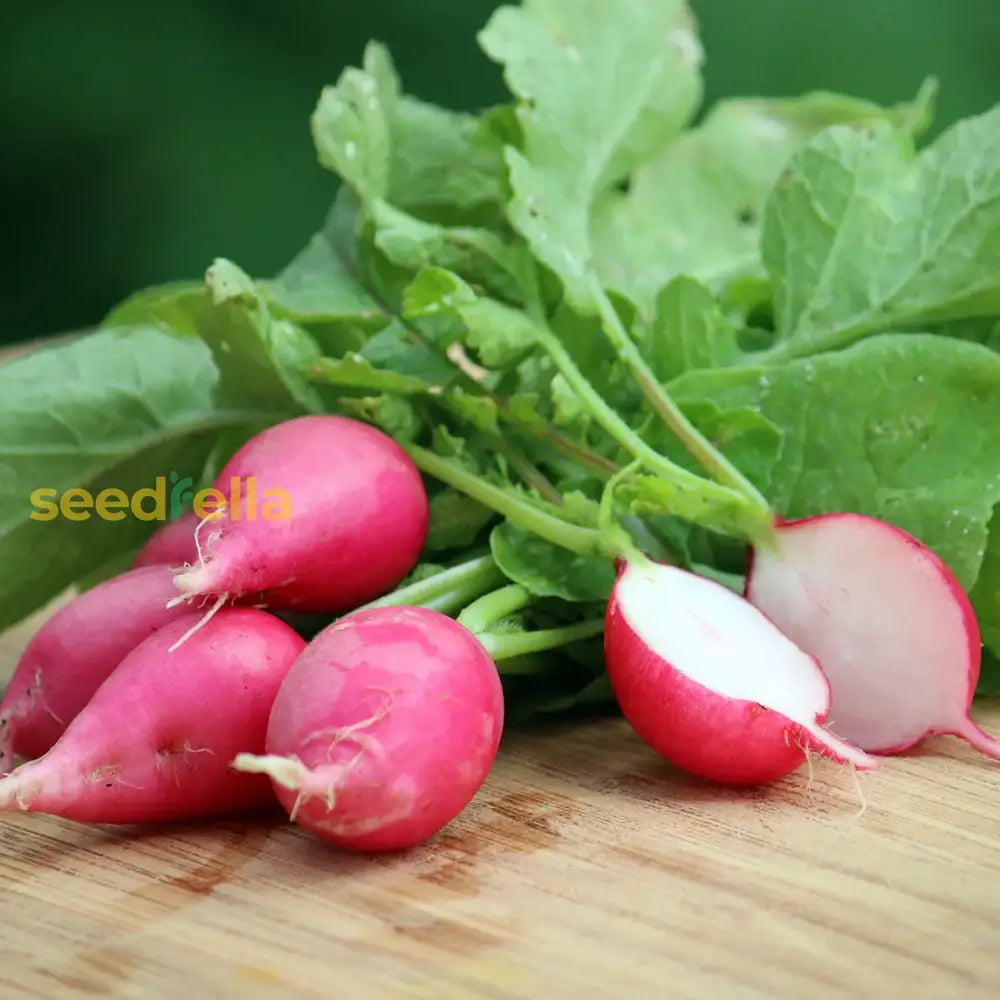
[406,444,617,559]
[480,618,606,664]
[597,459,651,568]
[494,439,563,505]
[754,315,888,364]
[491,394,619,478]
[355,555,504,615]
[592,286,770,511]
[457,584,531,633]
[530,321,757,515]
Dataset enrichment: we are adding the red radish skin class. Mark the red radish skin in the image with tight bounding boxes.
[746,512,1000,759]
[605,560,877,786]
[232,606,504,853]
[132,510,201,569]
[0,566,198,775]
[172,416,430,614]
[0,608,305,823]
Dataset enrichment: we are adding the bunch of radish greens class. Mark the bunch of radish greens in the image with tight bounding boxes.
[4,0,1000,851]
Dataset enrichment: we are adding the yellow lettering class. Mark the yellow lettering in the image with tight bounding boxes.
[29,488,59,522]
[229,476,242,520]
[131,477,167,522]
[245,476,257,521]
[262,490,292,521]
[194,488,227,521]
[61,488,93,522]
[95,488,129,521]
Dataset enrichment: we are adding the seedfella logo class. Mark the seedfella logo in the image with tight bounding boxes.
[29,473,292,523]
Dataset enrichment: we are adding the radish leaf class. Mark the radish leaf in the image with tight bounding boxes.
[764,106,1000,356]
[671,334,1000,589]
[479,0,701,311]
[592,86,934,314]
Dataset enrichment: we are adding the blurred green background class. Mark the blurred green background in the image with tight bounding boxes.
[3,0,998,346]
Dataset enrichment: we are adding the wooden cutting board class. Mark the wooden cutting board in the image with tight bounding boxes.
[3,610,1000,1000]
[3,342,1000,998]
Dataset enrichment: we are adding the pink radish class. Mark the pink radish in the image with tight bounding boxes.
[0,566,198,775]
[172,415,430,614]
[746,512,1000,759]
[132,510,200,569]
[0,608,305,823]
[605,559,877,786]
[232,606,504,852]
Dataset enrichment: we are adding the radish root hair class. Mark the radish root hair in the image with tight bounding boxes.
[167,592,229,653]
[802,743,816,795]
[848,761,868,820]
[301,701,393,765]
[33,667,64,726]
[162,511,225,601]
[192,511,225,570]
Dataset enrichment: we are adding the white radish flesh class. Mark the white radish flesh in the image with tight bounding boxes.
[606,560,876,785]
[746,513,999,758]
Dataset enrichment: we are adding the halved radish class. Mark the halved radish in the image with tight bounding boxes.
[605,559,876,785]
[746,512,1000,759]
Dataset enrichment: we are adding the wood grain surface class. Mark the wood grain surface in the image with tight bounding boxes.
[3,610,1000,1000]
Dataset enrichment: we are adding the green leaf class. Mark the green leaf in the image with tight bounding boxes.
[652,399,784,496]
[479,0,701,311]
[616,472,768,541]
[977,648,1000,698]
[938,317,1000,353]
[403,266,476,317]
[670,334,1000,590]
[372,201,531,303]
[644,276,742,380]
[309,352,430,395]
[490,521,614,602]
[437,389,500,434]
[548,297,642,418]
[764,104,1000,357]
[200,259,323,413]
[387,96,505,221]
[591,86,934,313]
[403,267,539,369]
[0,326,266,629]
[262,231,385,332]
[103,281,205,336]
[970,505,1000,660]
[335,393,422,441]
[425,489,497,552]
[550,373,588,430]
[311,41,396,201]
[359,320,458,387]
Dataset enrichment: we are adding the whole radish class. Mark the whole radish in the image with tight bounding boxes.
[232,606,504,852]
[132,510,201,569]
[605,559,876,786]
[746,512,1000,759]
[0,608,305,823]
[0,565,198,775]
[172,415,430,614]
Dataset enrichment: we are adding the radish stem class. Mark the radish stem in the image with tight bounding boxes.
[482,618,605,663]
[458,584,532,633]
[355,555,504,615]
[591,284,771,511]
[406,444,615,558]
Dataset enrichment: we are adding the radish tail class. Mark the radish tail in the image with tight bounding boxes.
[801,722,881,771]
[953,718,1000,762]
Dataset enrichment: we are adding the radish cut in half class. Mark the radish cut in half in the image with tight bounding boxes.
[746,513,1000,758]
[605,560,876,786]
